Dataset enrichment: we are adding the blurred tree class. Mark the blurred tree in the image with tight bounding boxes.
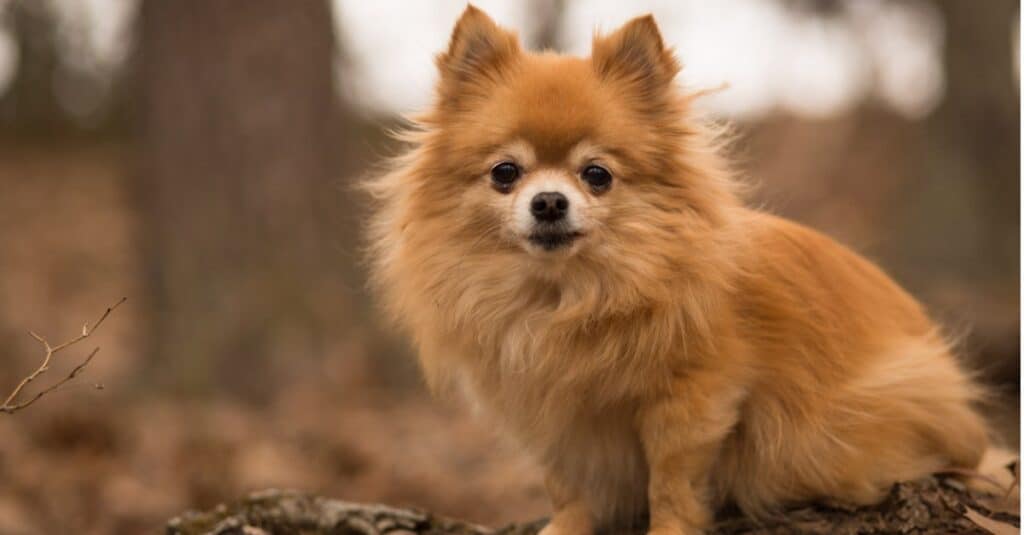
[924,0,1018,283]
[904,0,1020,383]
[0,1,72,137]
[134,0,346,399]
[528,0,567,51]
[0,1,127,139]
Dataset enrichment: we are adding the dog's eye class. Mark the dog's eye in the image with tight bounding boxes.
[581,165,612,191]
[490,162,520,190]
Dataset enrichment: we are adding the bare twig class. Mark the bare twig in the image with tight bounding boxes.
[1,297,126,414]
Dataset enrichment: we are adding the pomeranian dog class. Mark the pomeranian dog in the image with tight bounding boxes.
[366,6,993,534]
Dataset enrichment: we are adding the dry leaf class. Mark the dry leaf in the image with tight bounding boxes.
[965,507,1019,535]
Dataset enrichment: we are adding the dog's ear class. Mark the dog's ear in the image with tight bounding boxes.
[591,15,680,92]
[436,5,519,86]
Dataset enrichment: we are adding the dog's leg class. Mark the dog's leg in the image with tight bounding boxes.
[638,378,742,535]
[538,472,596,535]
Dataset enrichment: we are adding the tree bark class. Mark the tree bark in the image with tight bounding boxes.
[167,477,1018,535]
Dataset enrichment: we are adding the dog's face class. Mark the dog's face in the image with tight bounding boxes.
[403,7,730,283]
[368,7,742,379]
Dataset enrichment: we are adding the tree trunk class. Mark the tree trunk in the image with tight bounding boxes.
[897,0,1020,384]
[0,2,73,136]
[133,0,343,399]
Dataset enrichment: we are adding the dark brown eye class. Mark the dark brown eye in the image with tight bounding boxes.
[582,165,612,190]
[490,162,520,190]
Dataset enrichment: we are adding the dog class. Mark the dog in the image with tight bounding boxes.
[365,6,994,534]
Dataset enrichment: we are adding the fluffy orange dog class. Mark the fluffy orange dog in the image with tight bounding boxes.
[367,7,992,534]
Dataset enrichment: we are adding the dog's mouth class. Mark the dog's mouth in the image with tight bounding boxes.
[527,229,584,251]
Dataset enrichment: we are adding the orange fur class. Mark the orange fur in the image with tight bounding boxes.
[365,7,992,534]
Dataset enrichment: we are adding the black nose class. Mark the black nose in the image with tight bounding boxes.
[530,192,569,222]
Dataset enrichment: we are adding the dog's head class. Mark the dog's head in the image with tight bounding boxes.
[375,7,739,297]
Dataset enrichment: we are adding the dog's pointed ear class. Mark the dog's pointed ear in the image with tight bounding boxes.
[437,5,520,84]
[591,15,680,91]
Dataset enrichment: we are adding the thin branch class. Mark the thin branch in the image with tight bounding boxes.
[1,297,125,414]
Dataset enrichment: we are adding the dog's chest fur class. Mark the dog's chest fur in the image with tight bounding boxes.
[453,304,657,519]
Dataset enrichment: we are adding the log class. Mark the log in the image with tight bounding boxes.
[166,476,1018,535]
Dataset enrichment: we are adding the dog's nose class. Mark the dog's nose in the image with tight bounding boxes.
[530,192,569,222]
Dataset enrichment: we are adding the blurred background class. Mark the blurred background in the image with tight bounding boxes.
[0,0,1018,533]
